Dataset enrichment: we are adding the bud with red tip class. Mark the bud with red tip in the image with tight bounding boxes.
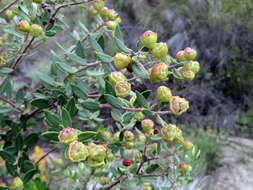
[140,30,158,49]
[123,158,132,167]
[176,50,186,62]
[153,128,159,135]
[178,162,189,174]
[184,47,197,60]
[149,62,169,83]
[113,52,132,69]
[9,177,23,189]
[17,20,30,33]
[30,24,43,37]
[141,119,154,133]
[151,42,168,59]
[182,140,193,151]
[58,128,78,145]
[184,61,200,73]
[115,81,131,97]
[108,71,127,87]
[169,96,189,115]
[67,141,89,162]
[156,86,173,103]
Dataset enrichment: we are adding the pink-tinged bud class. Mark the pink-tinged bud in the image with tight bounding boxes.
[102,131,112,141]
[135,111,145,121]
[137,134,146,142]
[161,124,183,143]
[92,0,104,10]
[99,7,110,18]
[169,96,189,115]
[179,162,189,174]
[115,81,131,97]
[113,52,132,69]
[156,86,173,103]
[88,144,107,162]
[123,158,132,166]
[108,71,127,87]
[98,176,110,185]
[140,30,158,49]
[151,42,168,59]
[112,131,120,141]
[149,142,158,151]
[123,130,135,142]
[184,61,200,73]
[107,9,118,20]
[141,119,154,132]
[180,68,195,81]
[67,141,89,162]
[149,62,169,83]
[58,128,78,145]
[10,177,23,189]
[184,47,197,60]
[30,24,43,37]
[182,140,193,151]
[176,50,186,62]
[17,20,30,33]
[106,21,118,30]
[125,141,134,149]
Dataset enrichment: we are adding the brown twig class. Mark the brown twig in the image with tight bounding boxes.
[35,147,57,165]
[76,61,102,73]
[0,0,19,15]
[104,175,125,190]
[12,37,35,69]
[136,139,148,174]
[0,95,22,112]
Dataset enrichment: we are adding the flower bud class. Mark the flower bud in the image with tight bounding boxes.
[106,21,117,30]
[107,9,118,20]
[153,128,159,135]
[106,153,114,162]
[184,47,197,60]
[88,144,107,162]
[99,7,110,18]
[103,131,112,141]
[136,54,147,60]
[115,81,131,98]
[115,17,122,24]
[113,52,132,69]
[140,30,158,49]
[5,9,16,20]
[87,158,106,168]
[17,20,30,33]
[30,24,43,37]
[58,128,78,145]
[143,182,153,190]
[123,130,135,142]
[176,50,186,62]
[169,96,189,115]
[156,86,173,103]
[125,141,134,149]
[108,71,127,87]
[149,62,169,83]
[135,112,145,121]
[151,42,168,59]
[67,141,89,162]
[141,119,154,133]
[161,124,183,143]
[33,0,42,4]
[180,69,195,81]
[10,177,23,189]
[184,61,200,73]
[182,140,193,151]
[123,158,132,167]
[93,0,104,10]
[178,162,189,174]
[89,6,98,15]
[137,134,146,143]
[98,176,110,185]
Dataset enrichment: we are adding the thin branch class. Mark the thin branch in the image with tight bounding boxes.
[76,61,102,73]
[0,95,22,112]
[136,139,148,174]
[139,173,169,178]
[12,37,35,69]
[104,175,125,190]
[0,0,19,15]
[35,147,57,165]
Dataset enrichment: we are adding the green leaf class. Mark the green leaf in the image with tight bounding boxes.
[123,112,134,124]
[65,98,78,117]
[31,98,51,109]
[114,37,132,53]
[105,80,116,96]
[55,62,75,74]
[16,134,23,151]
[88,34,103,52]
[96,52,113,63]
[37,72,57,87]
[111,109,122,122]
[172,68,183,79]
[0,106,12,113]
[0,151,15,164]
[0,67,13,75]
[44,111,61,130]
[67,53,86,66]
[142,90,152,99]
[146,164,159,173]
[132,62,149,79]
[135,91,148,108]
[45,30,57,37]
[75,41,85,58]
[23,169,38,183]
[5,162,17,176]
[97,35,105,50]
[78,131,97,142]
[114,25,123,41]
[61,108,72,127]
[104,94,124,109]
[81,100,100,111]
[71,84,88,99]
[41,131,59,141]
[24,133,39,147]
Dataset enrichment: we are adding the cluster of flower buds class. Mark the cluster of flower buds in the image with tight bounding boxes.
[109,71,131,97]
[149,62,169,83]
[141,119,154,135]
[16,20,43,37]
[89,0,122,30]
[169,96,189,115]
[161,124,184,143]
[176,47,200,81]
[87,143,108,168]
[123,130,135,149]
[178,162,190,174]
[140,30,168,59]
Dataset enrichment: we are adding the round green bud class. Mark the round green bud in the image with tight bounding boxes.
[108,71,127,87]
[93,0,104,10]
[140,30,158,49]
[98,176,110,185]
[169,96,189,115]
[113,52,132,69]
[161,124,183,143]
[137,134,146,143]
[5,9,16,20]
[134,111,145,121]
[176,50,186,62]
[17,20,30,33]
[87,158,106,168]
[141,119,154,133]
[115,17,122,24]
[180,69,195,81]
[99,7,110,18]
[107,9,118,20]
[182,140,193,151]
[88,144,107,162]
[10,177,23,189]
[67,141,89,162]
[149,62,169,83]
[106,21,117,30]
[151,42,168,59]
[143,182,153,190]
[30,24,43,37]
[123,130,135,142]
[58,128,78,145]
[125,141,134,149]
[184,47,197,60]
[89,6,98,15]
[106,153,114,162]
[156,86,173,103]
[115,81,131,98]
[184,61,200,73]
